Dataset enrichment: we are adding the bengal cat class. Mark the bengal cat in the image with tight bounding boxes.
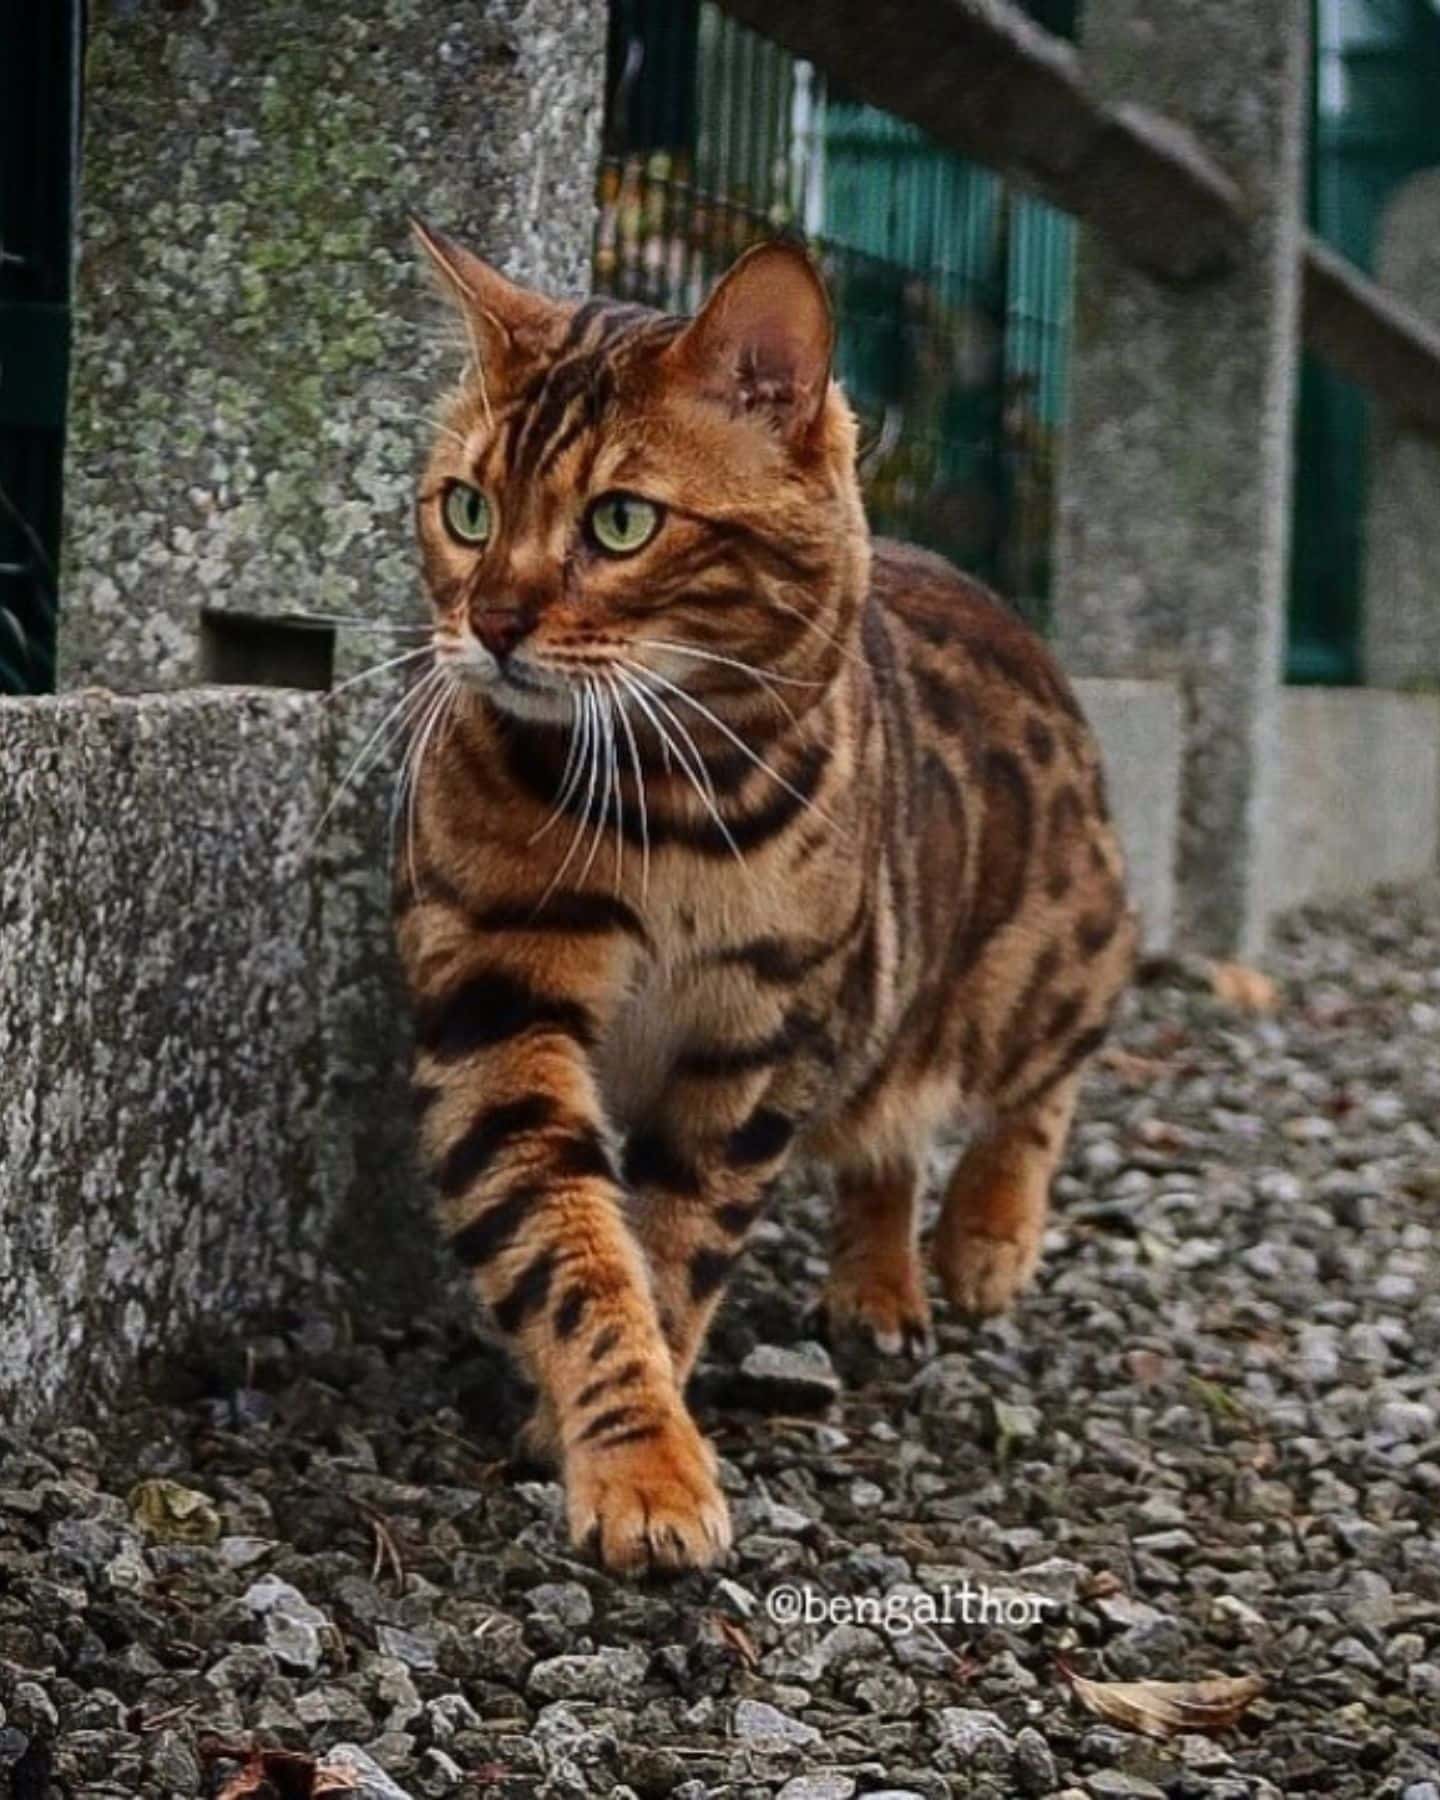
[399,223,1136,1574]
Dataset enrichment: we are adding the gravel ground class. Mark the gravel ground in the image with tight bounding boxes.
[4,884,1440,1799]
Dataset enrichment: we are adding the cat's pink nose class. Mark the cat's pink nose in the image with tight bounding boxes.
[474,610,530,660]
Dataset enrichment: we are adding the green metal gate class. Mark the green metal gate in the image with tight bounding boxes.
[1290,0,1440,683]
[0,0,81,697]
[597,0,1076,624]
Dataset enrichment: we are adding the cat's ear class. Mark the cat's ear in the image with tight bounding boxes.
[665,241,834,444]
[411,217,557,384]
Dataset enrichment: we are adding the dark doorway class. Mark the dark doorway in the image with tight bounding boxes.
[0,0,82,695]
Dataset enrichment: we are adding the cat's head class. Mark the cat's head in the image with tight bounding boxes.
[413,224,868,728]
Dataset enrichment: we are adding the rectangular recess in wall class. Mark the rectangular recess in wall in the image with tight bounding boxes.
[199,609,336,692]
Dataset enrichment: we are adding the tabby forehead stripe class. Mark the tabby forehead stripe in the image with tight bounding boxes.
[515,306,663,477]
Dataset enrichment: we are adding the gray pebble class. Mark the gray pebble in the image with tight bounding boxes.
[733,1697,822,1748]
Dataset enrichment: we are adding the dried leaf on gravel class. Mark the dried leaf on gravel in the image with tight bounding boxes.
[128,1477,222,1545]
[1097,1046,1175,1086]
[1060,1659,1265,1739]
[203,1739,359,1798]
[708,1612,761,1670]
[1208,962,1280,1013]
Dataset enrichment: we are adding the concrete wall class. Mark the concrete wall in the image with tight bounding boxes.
[1364,171,1440,691]
[1265,688,1440,917]
[1053,0,1308,958]
[0,692,331,1423]
[44,0,610,1364]
[1073,678,1182,954]
[0,1,607,1414]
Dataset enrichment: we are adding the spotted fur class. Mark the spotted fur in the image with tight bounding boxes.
[398,227,1136,1572]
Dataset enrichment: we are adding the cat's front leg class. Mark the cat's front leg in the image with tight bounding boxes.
[625,1073,800,1385]
[402,908,729,1573]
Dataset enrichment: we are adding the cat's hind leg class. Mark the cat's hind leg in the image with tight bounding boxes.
[821,1157,933,1359]
[930,1070,1080,1318]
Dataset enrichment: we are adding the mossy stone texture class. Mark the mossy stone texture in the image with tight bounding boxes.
[62,0,605,690]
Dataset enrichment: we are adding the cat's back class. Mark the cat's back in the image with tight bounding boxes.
[859,532,1132,999]
[867,535,1088,745]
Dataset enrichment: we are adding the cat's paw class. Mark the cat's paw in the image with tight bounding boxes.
[819,1268,933,1361]
[932,1225,1041,1318]
[566,1410,731,1574]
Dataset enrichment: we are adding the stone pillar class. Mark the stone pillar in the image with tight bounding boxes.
[1364,170,1440,690]
[1052,0,1309,958]
[58,2,605,1292]
[62,0,604,689]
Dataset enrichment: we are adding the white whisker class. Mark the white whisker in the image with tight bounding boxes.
[397,410,468,450]
[325,644,434,703]
[769,586,869,670]
[605,686,626,894]
[631,637,803,734]
[606,671,650,900]
[529,690,586,845]
[313,665,442,847]
[402,671,456,902]
[631,638,824,690]
[576,680,614,891]
[613,667,747,871]
[277,610,431,635]
[540,683,602,905]
[621,659,836,831]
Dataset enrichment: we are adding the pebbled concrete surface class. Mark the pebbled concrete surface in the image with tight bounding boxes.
[51,0,608,1346]
[0,690,332,1421]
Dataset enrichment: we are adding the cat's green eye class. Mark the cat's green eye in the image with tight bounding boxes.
[587,492,662,557]
[443,483,492,546]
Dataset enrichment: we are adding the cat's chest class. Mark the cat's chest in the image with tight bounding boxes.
[594,955,695,1133]
[597,964,687,1130]
[596,922,778,1133]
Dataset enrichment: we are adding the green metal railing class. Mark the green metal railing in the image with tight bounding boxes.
[1290,0,1440,684]
[596,0,1075,624]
